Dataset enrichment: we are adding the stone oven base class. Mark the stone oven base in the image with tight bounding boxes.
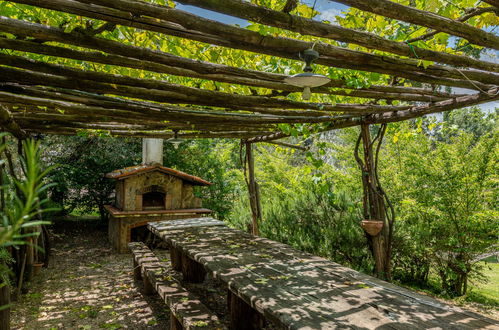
[106,206,212,253]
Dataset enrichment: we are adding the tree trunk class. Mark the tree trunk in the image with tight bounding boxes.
[358,124,392,280]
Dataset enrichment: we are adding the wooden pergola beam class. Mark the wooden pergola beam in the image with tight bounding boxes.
[247,87,499,142]
[0,90,349,126]
[0,38,459,103]
[0,66,417,115]
[331,0,499,49]
[368,88,499,124]
[482,0,499,8]
[61,0,498,89]
[20,125,273,139]
[2,7,496,91]
[0,104,27,139]
[177,0,498,72]
[7,107,279,132]
[266,141,308,151]
[407,7,499,43]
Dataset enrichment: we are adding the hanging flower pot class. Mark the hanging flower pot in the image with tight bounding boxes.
[361,220,384,236]
[33,262,44,276]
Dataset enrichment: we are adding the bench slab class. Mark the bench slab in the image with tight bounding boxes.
[128,242,225,330]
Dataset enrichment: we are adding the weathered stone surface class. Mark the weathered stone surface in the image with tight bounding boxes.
[106,166,212,253]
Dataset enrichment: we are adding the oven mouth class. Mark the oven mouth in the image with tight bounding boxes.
[141,185,166,211]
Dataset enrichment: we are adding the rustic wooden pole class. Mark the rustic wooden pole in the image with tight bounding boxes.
[177,0,498,71]
[25,237,34,282]
[0,15,495,90]
[331,0,499,49]
[359,124,390,280]
[0,104,27,140]
[0,282,9,330]
[0,37,460,102]
[245,142,261,236]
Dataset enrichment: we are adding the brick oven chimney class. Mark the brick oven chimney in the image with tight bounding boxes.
[142,138,163,165]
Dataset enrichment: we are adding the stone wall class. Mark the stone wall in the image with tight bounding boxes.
[118,171,202,211]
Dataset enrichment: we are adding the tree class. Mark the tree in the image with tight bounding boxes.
[1,136,54,329]
[382,115,498,295]
[42,135,141,221]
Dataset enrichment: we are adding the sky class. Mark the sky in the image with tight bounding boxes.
[175,0,349,26]
[174,1,497,112]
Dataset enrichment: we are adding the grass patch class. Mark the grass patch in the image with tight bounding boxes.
[464,262,499,307]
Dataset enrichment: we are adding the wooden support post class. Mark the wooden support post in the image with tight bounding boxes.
[227,290,265,330]
[245,142,261,236]
[25,237,34,282]
[170,247,183,271]
[169,312,183,330]
[180,254,206,283]
[358,123,391,280]
[0,282,10,330]
[133,258,141,281]
[142,273,154,295]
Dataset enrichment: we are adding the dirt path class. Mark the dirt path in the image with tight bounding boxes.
[11,220,170,330]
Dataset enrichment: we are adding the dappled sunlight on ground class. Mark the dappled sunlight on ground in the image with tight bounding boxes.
[11,222,170,329]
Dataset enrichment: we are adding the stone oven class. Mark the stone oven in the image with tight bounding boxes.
[105,139,212,253]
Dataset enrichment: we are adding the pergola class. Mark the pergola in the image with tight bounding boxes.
[0,0,498,279]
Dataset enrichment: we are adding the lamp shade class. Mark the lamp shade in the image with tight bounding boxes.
[167,138,183,149]
[284,72,331,88]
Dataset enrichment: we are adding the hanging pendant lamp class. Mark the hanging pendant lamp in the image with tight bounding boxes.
[167,130,183,149]
[284,49,331,100]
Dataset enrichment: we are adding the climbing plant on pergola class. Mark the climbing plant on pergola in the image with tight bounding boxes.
[0,0,497,280]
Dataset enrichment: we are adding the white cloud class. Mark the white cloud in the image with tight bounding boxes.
[318,8,344,24]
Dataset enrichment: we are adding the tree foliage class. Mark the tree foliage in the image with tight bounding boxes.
[382,110,498,296]
[42,135,141,220]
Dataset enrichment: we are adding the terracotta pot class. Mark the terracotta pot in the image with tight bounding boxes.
[361,220,384,236]
[32,262,44,276]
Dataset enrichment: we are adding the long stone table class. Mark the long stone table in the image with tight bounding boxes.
[148,218,499,329]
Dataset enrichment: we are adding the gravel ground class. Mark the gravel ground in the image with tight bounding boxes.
[9,219,277,330]
[11,220,171,330]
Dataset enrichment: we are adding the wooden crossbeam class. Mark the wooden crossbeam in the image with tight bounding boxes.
[0,65,416,115]
[21,126,274,139]
[0,36,459,103]
[331,0,499,49]
[7,110,276,131]
[0,85,354,126]
[0,104,27,139]
[177,0,498,72]
[0,90,353,126]
[407,7,499,43]
[482,0,499,7]
[247,87,499,142]
[1,6,496,91]
[62,0,498,89]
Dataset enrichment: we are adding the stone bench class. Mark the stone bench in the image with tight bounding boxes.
[128,242,225,330]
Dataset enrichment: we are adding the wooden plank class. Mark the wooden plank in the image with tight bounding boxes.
[151,225,499,329]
